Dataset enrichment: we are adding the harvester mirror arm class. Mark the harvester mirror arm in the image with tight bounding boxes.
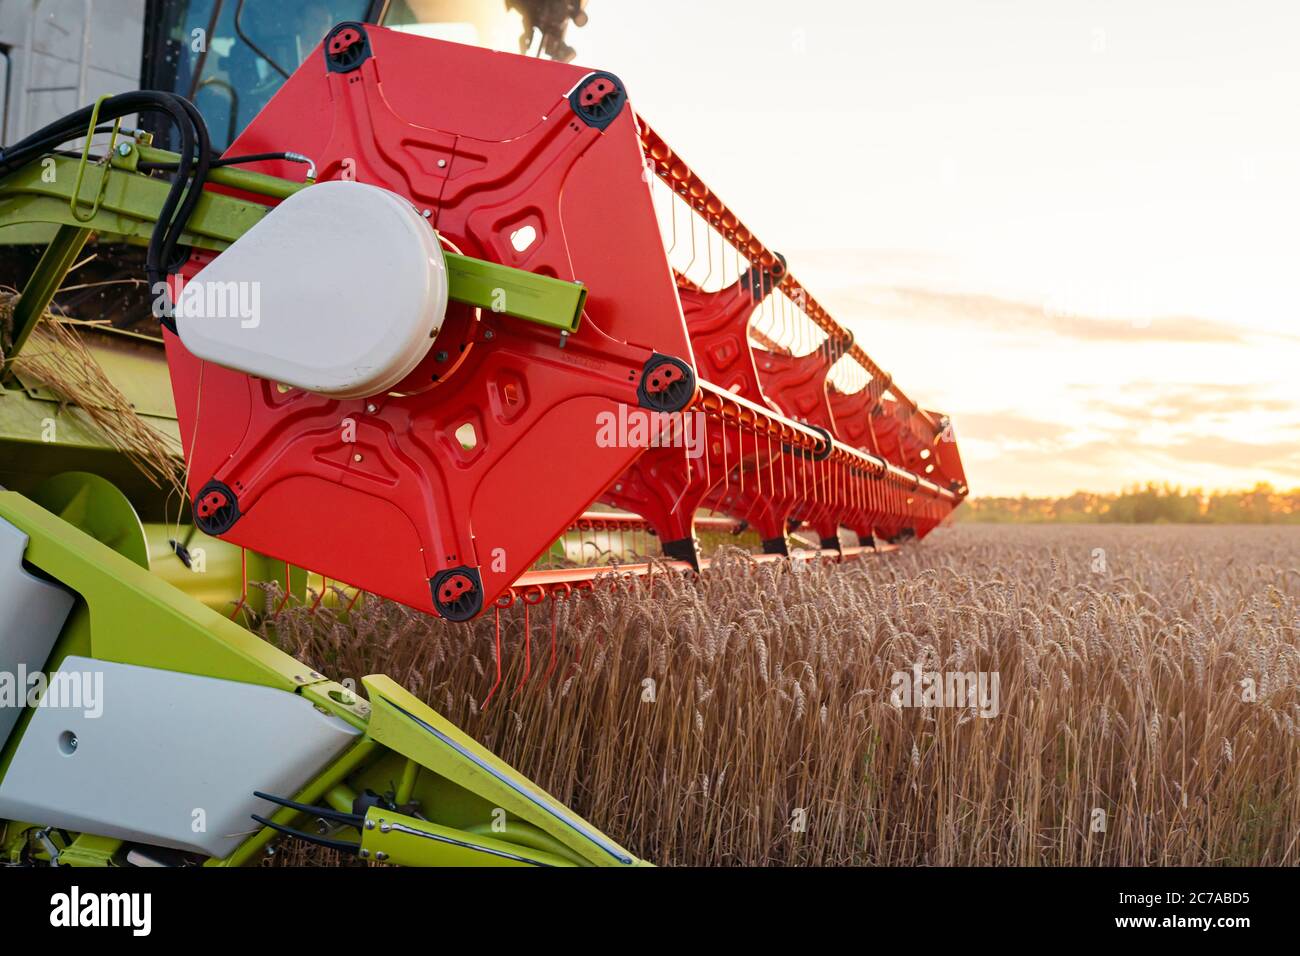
[0,149,586,370]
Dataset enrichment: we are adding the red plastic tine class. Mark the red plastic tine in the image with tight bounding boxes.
[542,586,568,684]
[482,591,516,711]
[740,419,752,500]
[511,587,546,700]
[272,562,293,616]
[309,576,328,613]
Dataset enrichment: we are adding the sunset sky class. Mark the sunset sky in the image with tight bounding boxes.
[437,1,1300,496]
[572,1,1300,496]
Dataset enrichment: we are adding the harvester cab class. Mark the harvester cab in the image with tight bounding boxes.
[0,5,965,868]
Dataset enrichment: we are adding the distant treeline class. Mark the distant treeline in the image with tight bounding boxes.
[956,483,1300,524]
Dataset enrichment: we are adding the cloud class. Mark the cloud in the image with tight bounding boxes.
[1155,435,1300,470]
[1043,313,1246,343]
[1084,383,1295,422]
[951,412,1065,443]
[955,381,1300,495]
[768,257,1300,493]
[867,287,1256,344]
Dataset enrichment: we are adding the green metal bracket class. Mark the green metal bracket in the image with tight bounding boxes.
[69,96,121,223]
[2,224,90,372]
[358,806,578,866]
[360,675,642,867]
[0,150,586,350]
[445,253,585,334]
[0,490,314,693]
[0,154,272,252]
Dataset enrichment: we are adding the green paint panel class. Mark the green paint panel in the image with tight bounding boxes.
[445,254,586,333]
[361,675,642,867]
[0,154,269,250]
[0,388,179,521]
[0,490,313,689]
[358,807,577,867]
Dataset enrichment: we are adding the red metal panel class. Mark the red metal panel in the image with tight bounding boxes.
[164,23,967,620]
[168,25,696,620]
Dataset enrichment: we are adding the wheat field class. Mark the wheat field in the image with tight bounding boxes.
[263,524,1300,866]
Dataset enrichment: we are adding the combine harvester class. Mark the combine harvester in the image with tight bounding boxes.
[0,19,965,867]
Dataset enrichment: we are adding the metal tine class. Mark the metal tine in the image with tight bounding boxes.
[703,411,711,489]
[666,177,678,256]
[482,598,508,710]
[682,193,698,279]
[511,589,544,701]
[542,593,561,684]
[702,216,714,289]
[738,416,748,496]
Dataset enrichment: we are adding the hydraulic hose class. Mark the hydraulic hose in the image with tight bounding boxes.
[0,91,212,326]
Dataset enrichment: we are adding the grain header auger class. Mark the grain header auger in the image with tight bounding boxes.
[0,22,966,867]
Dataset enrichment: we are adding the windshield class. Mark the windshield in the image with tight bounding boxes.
[145,0,587,153]
[145,0,371,153]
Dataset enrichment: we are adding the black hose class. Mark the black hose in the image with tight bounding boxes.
[138,151,310,172]
[0,91,211,329]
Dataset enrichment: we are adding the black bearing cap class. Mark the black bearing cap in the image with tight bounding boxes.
[193,480,240,535]
[430,566,484,622]
[324,22,371,72]
[637,353,696,413]
[569,71,627,129]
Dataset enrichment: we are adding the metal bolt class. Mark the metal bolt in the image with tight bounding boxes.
[483,329,495,341]
[366,403,377,413]
[436,159,446,168]
[265,844,276,857]
[353,453,363,462]
[311,671,323,679]
[435,350,448,363]
[380,822,392,833]
[376,851,388,862]
[422,209,432,218]
[116,142,131,156]
[365,820,376,830]
[359,849,370,859]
